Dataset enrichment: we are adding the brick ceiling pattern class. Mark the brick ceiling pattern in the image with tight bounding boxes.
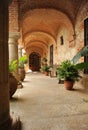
[17,0,87,56]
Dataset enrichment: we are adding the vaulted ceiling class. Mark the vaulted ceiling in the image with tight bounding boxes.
[18,0,87,56]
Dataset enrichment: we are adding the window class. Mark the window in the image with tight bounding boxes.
[60,36,64,45]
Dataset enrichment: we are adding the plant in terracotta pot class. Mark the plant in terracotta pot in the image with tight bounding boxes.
[57,55,88,90]
[56,60,82,90]
[18,54,27,81]
[42,65,50,76]
[9,60,18,98]
[9,60,18,74]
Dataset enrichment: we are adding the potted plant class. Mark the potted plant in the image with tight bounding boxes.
[9,60,18,74]
[41,57,47,66]
[18,54,27,81]
[41,65,50,76]
[18,54,27,68]
[9,60,18,98]
[57,60,82,90]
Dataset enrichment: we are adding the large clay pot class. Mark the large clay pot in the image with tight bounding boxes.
[64,80,74,90]
[9,73,18,98]
[18,68,25,81]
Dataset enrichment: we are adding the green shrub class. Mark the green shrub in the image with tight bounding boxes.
[9,60,18,73]
[57,60,81,81]
[18,55,27,68]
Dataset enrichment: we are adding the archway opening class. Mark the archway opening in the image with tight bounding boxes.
[29,52,41,71]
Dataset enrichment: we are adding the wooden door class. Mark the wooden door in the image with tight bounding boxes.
[84,18,88,74]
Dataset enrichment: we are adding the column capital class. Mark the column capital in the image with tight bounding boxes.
[8,32,20,45]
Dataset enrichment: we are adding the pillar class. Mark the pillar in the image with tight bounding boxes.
[8,32,19,62]
[8,33,21,81]
[0,0,10,128]
[18,46,23,59]
[0,1,21,129]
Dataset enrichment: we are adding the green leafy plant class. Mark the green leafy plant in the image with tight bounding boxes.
[41,65,50,72]
[57,60,81,81]
[57,45,88,82]
[18,55,27,68]
[9,60,18,73]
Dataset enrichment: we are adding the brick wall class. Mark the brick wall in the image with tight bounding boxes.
[9,0,26,32]
[9,0,19,32]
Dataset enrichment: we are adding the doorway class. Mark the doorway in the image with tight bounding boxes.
[50,45,53,67]
[29,52,41,71]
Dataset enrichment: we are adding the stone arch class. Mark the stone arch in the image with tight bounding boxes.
[20,0,75,25]
[20,8,74,65]
[26,46,43,57]
[25,41,48,51]
[23,31,56,46]
[20,9,74,48]
[23,30,56,60]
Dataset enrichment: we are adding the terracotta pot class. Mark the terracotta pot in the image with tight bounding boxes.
[18,68,25,81]
[9,73,18,98]
[64,80,74,90]
[45,71,49,76]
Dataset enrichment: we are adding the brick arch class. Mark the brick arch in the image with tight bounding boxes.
[26,46,43,57]
[21,8,74,29]
[76,1,88,25]
[20,0,75,25]
[19,8,75,63]
[25,41,48,51]
[23,31,56,47]
[21,9,74,47]
[23,30,56,59]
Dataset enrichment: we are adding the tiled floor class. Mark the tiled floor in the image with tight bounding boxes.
[10,72,88,130]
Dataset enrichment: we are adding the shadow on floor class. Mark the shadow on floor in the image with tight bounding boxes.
[10,97,26,103]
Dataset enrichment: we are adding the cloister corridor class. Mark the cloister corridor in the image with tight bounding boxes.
[10,72,88,130]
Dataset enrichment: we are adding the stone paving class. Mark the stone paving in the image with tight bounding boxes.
[10,72,88,130]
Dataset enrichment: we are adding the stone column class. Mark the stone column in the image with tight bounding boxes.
[8,32,21,81]
[8,32,19,62]
[0,1,21,129]
[0,0,10,128]
[18,46,23,59]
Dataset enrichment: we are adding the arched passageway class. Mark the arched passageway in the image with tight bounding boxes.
[29,52,41,71]
[20,8,74,64]
[0,0,87,129]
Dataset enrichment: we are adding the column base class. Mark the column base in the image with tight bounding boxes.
[0,113,22,130]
